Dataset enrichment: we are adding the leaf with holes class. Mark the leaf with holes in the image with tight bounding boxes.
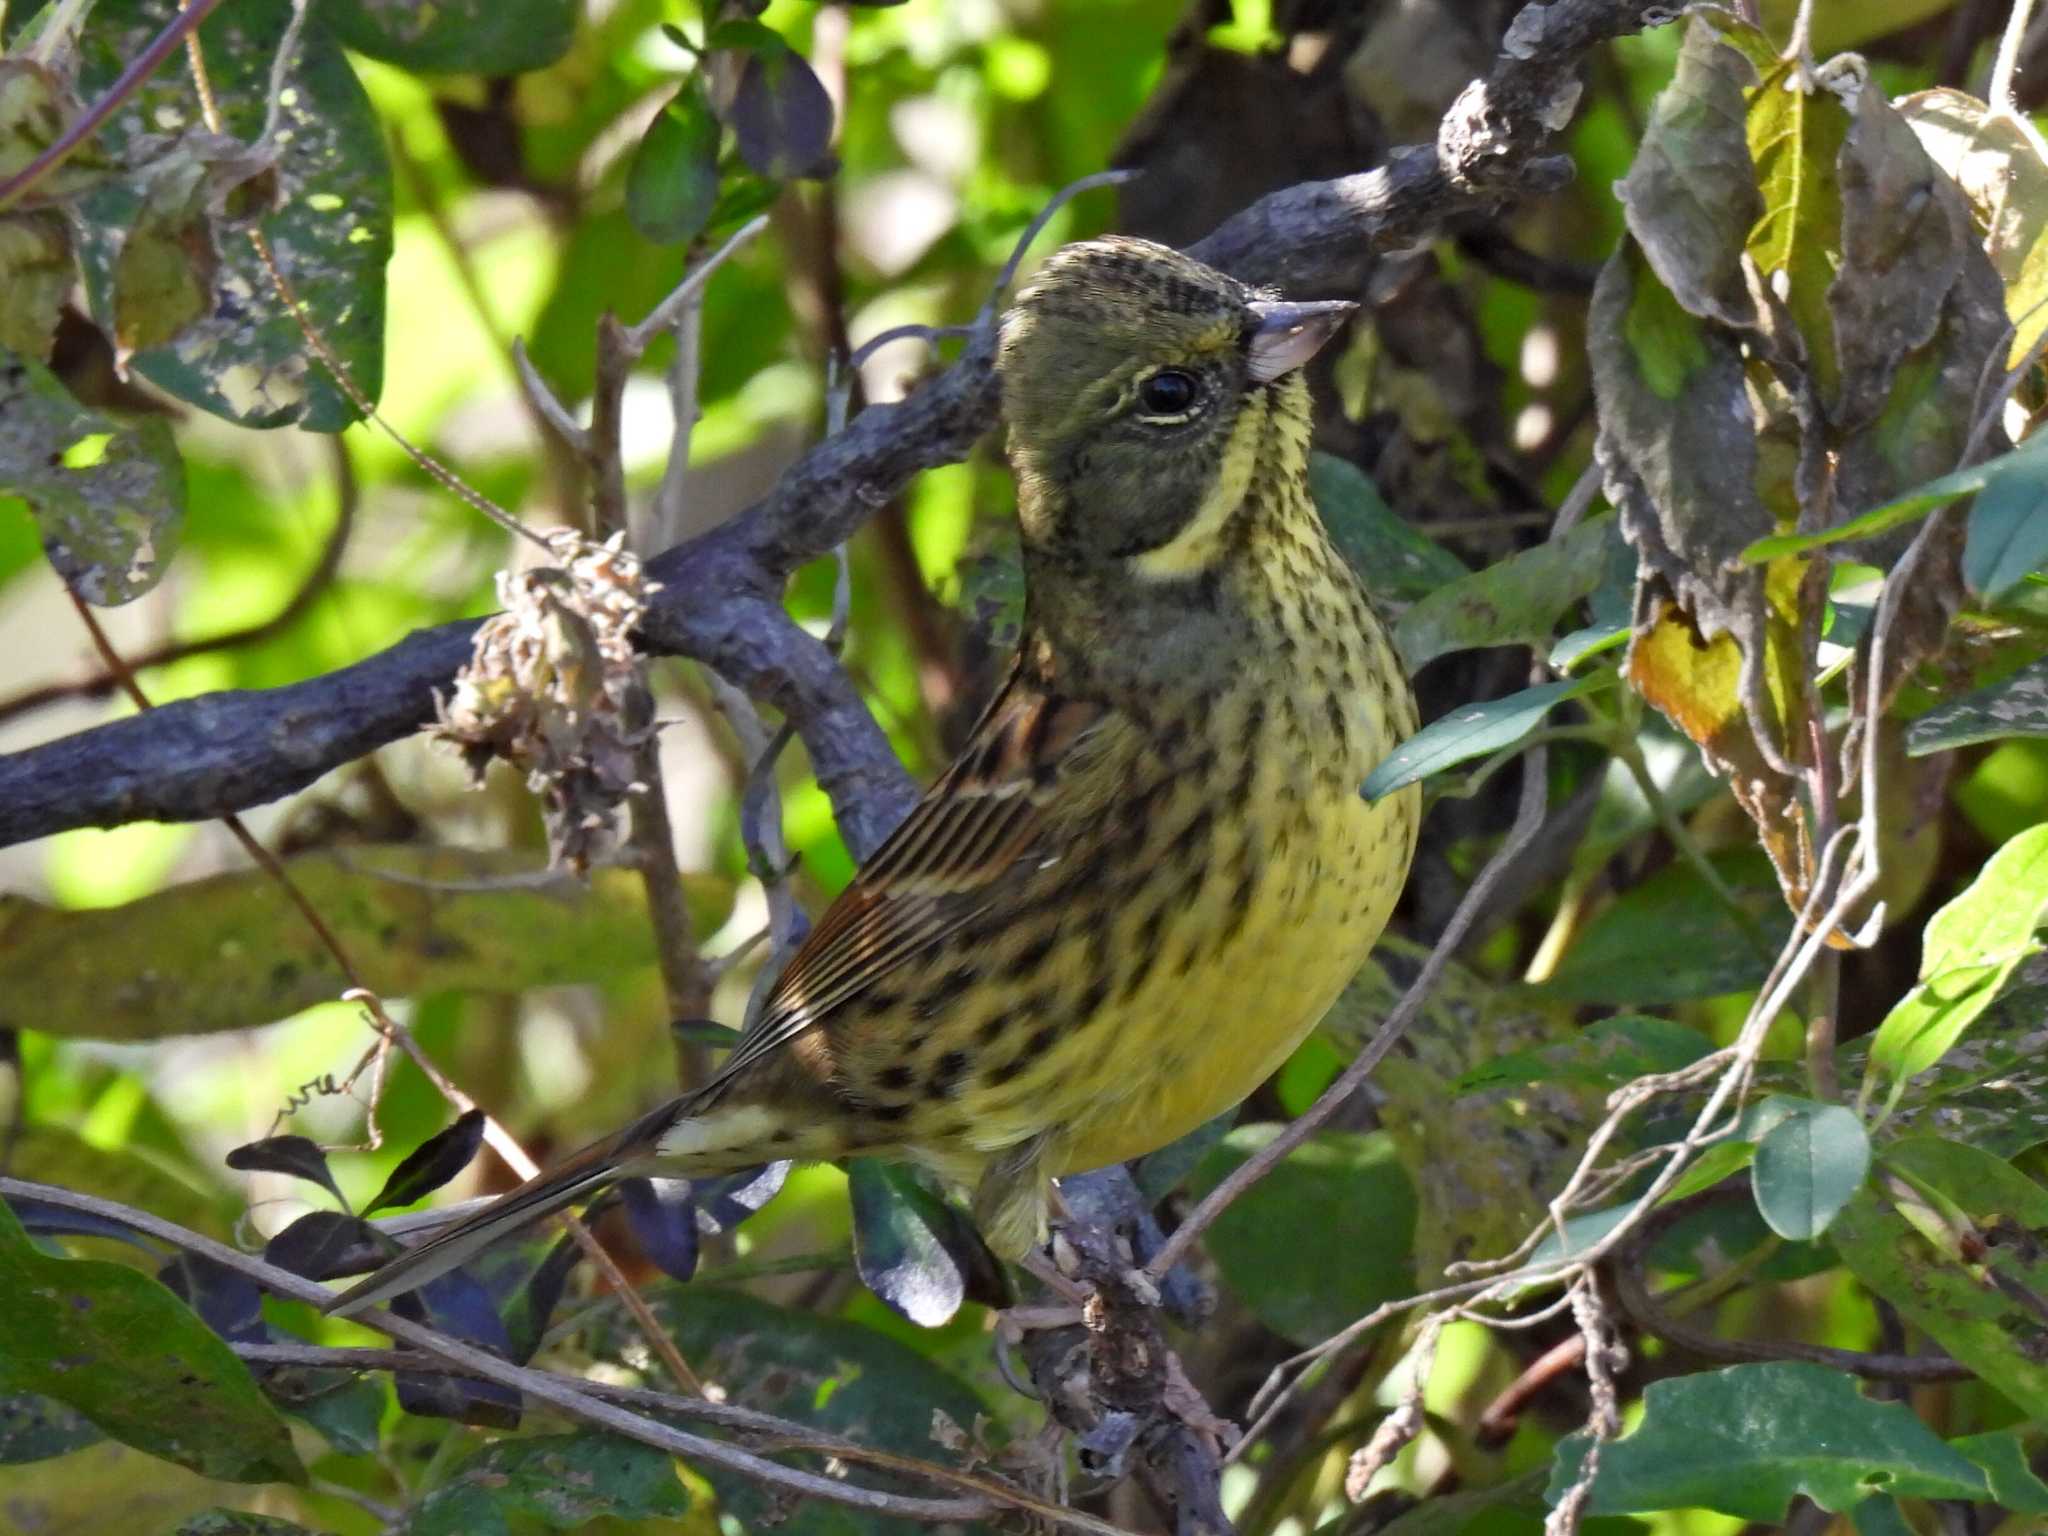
[1548,1362,1987,1519]
[0,1395,102,1465]
[0,1198,303,1484]
[0,346,184,605]
[1749,1097,1871,1240]
[74,0,392,431]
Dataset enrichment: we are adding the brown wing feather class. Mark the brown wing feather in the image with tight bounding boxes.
[711,668,1103,1083]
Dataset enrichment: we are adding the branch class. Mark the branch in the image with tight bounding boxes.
[0,1176,1144,1536]
[0,0,1680,860]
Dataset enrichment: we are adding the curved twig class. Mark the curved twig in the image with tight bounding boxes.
[0,1176,1140,1536]
[0,437,359,729]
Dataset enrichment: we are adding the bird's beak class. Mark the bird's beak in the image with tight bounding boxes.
[1245,299,1358,383]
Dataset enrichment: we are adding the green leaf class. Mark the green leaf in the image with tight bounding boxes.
[408,1432,689,1536]
[1866,823,2048,1105]
[1393,515,1620,670]
[1548,1362,1987,1519]
[1362,674,1610,801]
[1741,432,2048,562]
[1848,1498,1916,1536]
[321,0,576,74]
[0,210,72,358]
[1965,464,2048,600]
[1749,1097,1871,1239]
[0,1394,102,1464]
[1452,1015,1714,1096]
[1665,1137,1758,1201]
[1950,1429,2048,1514]
[620,1287,990,1536]
[1308,452,1469,603]
[0,845,733,1040]
[627,89,722,247]
[1746,60,1850,399]
[169,1515,322,1536]
[1187,1125,1415,1346]
[1834,1137,2048,1419]
[1842,957,2048,1156]
[847,1159,1000,1328]
[0,1199,303,1484]
[1541,849,1791,1006]
[1907,655,2048,754]
[75,0,393,431]
[0,346,185,605]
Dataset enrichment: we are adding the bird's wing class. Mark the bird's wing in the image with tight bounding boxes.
[712,667,1106,1084]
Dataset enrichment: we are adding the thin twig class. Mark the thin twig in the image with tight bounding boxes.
[0,1177,1149,1535]
[0,0,231,209]
[0,437,358,728]
[1990,0,2038,112]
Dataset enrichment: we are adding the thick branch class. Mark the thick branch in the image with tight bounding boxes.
[0,0,1676,857]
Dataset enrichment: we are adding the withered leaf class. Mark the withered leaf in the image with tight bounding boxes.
[1616,16,1762,328]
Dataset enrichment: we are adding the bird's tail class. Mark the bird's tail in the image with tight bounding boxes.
[323,1096,697,1319]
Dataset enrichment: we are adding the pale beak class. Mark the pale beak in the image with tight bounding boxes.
[1245,299,1358,383]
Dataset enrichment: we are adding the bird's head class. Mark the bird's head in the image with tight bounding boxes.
[996,235,1353,576]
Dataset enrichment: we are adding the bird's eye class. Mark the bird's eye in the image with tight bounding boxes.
[1136,369,1199,417]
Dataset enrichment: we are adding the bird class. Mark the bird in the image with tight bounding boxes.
[328,235,1421,1317]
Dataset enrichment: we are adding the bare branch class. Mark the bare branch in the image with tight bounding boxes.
[0,1176,1152,1534]
[0,0,1684,867]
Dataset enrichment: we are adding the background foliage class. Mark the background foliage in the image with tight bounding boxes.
[5,1,2048,1534]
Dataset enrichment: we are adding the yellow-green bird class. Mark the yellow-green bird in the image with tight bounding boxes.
[330,236,1420,1315]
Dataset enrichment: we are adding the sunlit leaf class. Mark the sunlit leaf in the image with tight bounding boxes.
[847,1159,1002,1328]
[0,345,185,605]
[1866,823,2048,1106]
[1362,674,1609,801]
[1834,1137,2048,1420]
[0,1198,304,1484]
[1549,1362,1987,1519]
[1746,58,1848,398]
[74,0,392,431]
[0,211,71,358]
[1901,87,2048,368]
